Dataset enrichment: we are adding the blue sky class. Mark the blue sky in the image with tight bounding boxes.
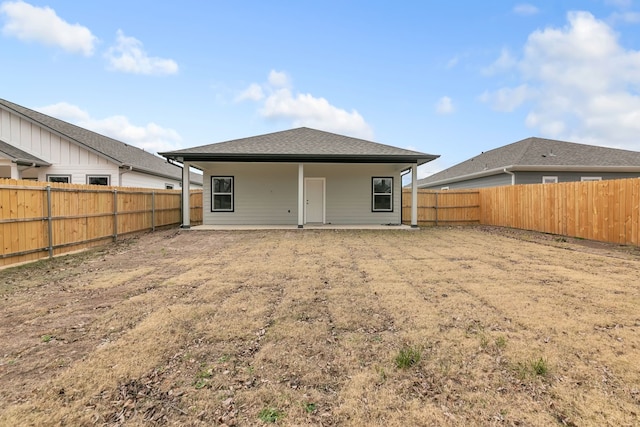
[2,0,640,177]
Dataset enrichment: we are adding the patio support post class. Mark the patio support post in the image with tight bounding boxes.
[181,160,191,229]
[298,163,304,228]
[411,163,418,228]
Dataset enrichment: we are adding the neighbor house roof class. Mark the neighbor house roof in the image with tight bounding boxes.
[0,98,202,185]
[0,139,50,167]
[418,137,640,187]
[160,127,438,165]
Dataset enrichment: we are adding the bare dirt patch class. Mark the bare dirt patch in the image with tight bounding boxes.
[1,227,639,426]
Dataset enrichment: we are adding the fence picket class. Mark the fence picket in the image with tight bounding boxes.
[0,179,202,267]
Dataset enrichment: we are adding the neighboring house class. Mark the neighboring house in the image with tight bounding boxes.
[417,137,640,190]
[0,98,202,189]
[160,127,438,227]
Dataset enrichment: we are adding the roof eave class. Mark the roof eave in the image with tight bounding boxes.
[13,158,51,167]
[160,153,439,165]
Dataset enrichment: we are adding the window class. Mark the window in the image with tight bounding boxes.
[581,176,602,182]
[211,176,234,212]
[165,184,174,190]
[372,177,393,212]
[47,175,70,184]
[440,186,450,191]
[542,176,558,184]
[87,175,110,186]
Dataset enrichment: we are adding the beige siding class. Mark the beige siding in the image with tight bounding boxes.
[202,162,405,225]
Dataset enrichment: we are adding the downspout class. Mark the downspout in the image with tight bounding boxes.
[503,168,515,185]
[119,165,133,186]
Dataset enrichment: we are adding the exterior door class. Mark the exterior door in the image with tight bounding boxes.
[305,178,325,224]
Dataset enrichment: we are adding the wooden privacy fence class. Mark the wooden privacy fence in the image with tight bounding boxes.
[402,189,480,225]
[479,178,640,246]
[403,178,640,246]
[0,179,203,267]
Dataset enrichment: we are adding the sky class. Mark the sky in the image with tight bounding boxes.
[2,0,640,178]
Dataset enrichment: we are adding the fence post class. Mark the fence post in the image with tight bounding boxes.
[435,192,439,226]
[113,189,118,242]
[152,191,156,232]
[46,185,53,259]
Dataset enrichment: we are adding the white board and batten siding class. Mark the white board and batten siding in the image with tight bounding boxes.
[201,162,405,225]
[0,107,184,188]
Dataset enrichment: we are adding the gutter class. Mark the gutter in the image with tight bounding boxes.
[503,168,515,185]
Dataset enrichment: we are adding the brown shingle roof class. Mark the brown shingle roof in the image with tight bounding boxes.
[161,127,438,164]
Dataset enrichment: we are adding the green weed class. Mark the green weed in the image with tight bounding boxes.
[395,345,422,369]
[258,407,284,423]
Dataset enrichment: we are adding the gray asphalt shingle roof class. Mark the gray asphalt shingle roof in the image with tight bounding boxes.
[0,98,201,184]
[0,139,50,166]
[418,137,640,186]
[161,127,438,164]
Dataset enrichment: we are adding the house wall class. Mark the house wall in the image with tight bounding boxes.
[515,171,640,184]
[201,162,404,225]
[120,170,183,189]
[0,108,188,188]
[422,173,512,190]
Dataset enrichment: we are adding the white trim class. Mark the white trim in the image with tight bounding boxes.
[581,176,602,181]
[298,164,304,227]
[304,177,326,224]
[542,176,558,184]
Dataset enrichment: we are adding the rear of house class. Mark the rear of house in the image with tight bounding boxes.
[161,127,438,227]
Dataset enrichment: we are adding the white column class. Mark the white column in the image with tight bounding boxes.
[10,164,20,180]
[298,163,304,228]
[411,163,418,228]
[181,161,191,228]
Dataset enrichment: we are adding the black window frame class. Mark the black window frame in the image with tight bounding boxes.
[372,176,393,212]
[211,176,234,212]
[86,175,110,186]
[47,174,71,184]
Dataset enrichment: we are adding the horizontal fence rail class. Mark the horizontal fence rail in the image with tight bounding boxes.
[0,179,203,267]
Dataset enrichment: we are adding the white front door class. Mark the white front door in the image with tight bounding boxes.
[305,178,325,224]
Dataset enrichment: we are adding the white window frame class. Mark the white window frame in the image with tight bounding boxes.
[542,176,558,184]
[581,176,602,182]
[87,175,110,186]
[47,174,71,184]
[440,186,450,191]
[211,176,234,212]
[372,177,393,212]
[165,183,174,190]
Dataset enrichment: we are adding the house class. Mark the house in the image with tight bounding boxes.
[417,137,640,190]
[0,98,202,189]
[160,127,438,228]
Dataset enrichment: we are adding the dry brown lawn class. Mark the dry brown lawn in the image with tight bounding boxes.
[1,226,639,426]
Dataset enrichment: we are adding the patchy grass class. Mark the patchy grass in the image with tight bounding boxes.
[0,227,639,426]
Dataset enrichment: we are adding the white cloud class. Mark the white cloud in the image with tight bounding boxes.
[236,83,264,102]
[105,29,178,75]
[482,48,517,75]
[268,70,290,88]
[236,70,374,139]
[0,0,96,56]
[480,84,536,112]
[436,96,455,114]
[513,4,539,16]
[38,102,183,154]
[481,11,640,150]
